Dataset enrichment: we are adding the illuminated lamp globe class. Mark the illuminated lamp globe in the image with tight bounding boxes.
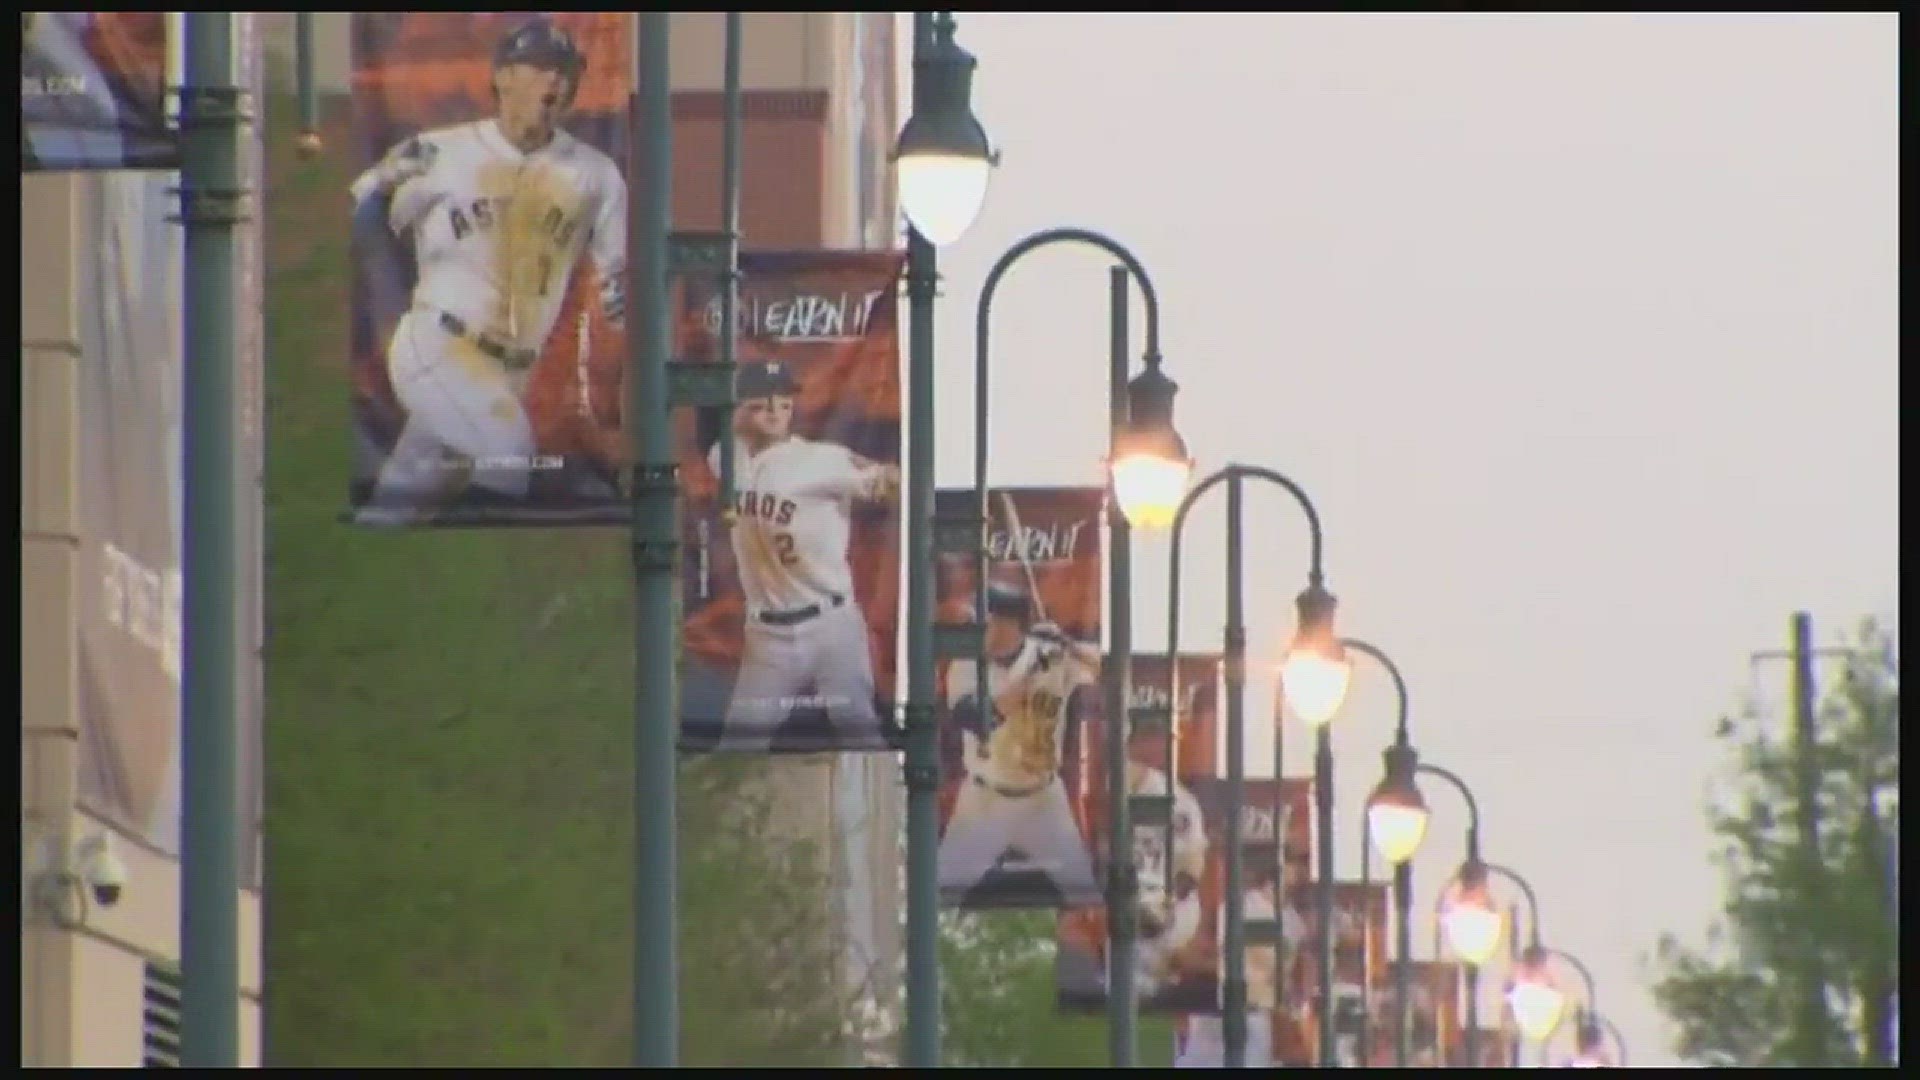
[893,21,995,246]
[1366,775,1430,867]
[1110,366,1191,529]
[1507,977,1568,1042]
[1280,585,1350,727]
[1440,873,1504,967]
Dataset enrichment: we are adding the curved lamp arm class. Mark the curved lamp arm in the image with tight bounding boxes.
[1416,762,1482,862]
[1542,947,1599,1007]
[1341,638,1410,743]
[1480,863,1543,949]
[1599,1015,1629,1067]
[1164,463,1330,800]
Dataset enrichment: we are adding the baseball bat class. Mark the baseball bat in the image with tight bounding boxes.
[998,491,1050,625]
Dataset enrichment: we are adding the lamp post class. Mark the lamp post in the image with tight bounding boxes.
[971,232,1186,1068]
[1372,758,1488,1068]
[1161,464,1337,1067]
[895,11,996,1069]
[1509,944,1600,1058]
[1479,863,1545,1068]
[1339,640,1411,1069]
[178,10,247,1067]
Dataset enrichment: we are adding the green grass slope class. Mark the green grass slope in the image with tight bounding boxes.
[260,93,850,1067]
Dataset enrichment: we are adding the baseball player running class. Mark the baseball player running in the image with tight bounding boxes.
[351,17,626,524]
[938,581,1102,902]
[715,359,898,750]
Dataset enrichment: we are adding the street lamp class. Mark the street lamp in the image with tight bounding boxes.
[1161,463,1333,1068]
[971,230,1177,1068]
[1280,585,1351,729]
[1566,1009,1630,1067]
[893,13,997,246]
[897,11,993,1069]
[1509,944,1599,1050]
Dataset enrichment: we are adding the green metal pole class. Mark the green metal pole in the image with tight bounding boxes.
[630,12,679,1067]
[178,11,245,1068]
[1314,724,1335,1067]
[716,12,741,511]
[902,14,942,1070]
[294,13,317,140]
[1106,265,1139,1067]
[1222,473,1248,1068]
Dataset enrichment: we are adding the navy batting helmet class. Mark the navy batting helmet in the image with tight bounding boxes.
[493,18,585,89]
[985,580,1034,625]
[737,359,799,400]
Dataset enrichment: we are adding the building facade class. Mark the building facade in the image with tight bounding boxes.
[21,12,904,1066]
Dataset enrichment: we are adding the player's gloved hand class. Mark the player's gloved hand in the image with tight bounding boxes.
[1029,623,1066,670]
[859,463,901,501]
[599,271,626,328]
[369,136,438,195]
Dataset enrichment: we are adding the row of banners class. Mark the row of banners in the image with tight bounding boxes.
[326,25,1469,1046]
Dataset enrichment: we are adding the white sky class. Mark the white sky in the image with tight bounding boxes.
[904,12,1898,1067]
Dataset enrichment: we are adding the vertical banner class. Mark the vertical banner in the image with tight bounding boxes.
[1365,958,1460,1066]
[22,12,177,171]
[676,252,905,753]
[1055,654,1223,1013]
[346,13,633,527]
[1280,879,1390,1066]
[1224,777,1314,1018]
[71,15,266,877]
[931,486,1104,907]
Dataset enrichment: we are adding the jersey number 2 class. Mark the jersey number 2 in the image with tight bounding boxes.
[773,533,800,568]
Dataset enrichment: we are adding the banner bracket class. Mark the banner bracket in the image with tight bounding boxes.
[933,622,984,661]
[932,510,981,557]
[1128,793,1174,828]
[667,361,736,408]
[667,229,735,280]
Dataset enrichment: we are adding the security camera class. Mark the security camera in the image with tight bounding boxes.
[77,833,128,907]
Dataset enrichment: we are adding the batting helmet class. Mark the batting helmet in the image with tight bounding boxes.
[984,580,1034,625]
[736,359,799,400]
[493,18,586,91]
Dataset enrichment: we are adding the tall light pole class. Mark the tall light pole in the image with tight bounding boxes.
[972,229,1189,1067]
[178,10,247,1067]
[630,12,679,1067]
[1340,639,1411,1068]
[1161,464,1339,1068]
[894,11,995,1067]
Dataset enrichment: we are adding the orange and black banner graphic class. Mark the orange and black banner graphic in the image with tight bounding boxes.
[1270,879,1391,1065]
[933,486,1104,909]
[345,13,634,527]
[22,12,177,171]
[677,252,905,753]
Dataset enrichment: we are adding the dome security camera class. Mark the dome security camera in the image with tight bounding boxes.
[77,833,127,908]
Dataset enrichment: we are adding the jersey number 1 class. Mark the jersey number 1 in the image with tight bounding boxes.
[535,253,552,297]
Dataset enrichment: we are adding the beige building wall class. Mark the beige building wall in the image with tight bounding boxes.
[19,172,265,1068]
[25,13,902,1065]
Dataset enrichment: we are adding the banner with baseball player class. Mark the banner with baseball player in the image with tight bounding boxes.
[346,13,634,528]
[1361,958,1465,1067]
[930,486,1105,907]
[676,251,905,753]
[1273,879,1391,1065]
[22,12,179,172]
[1054,654,1226,1013]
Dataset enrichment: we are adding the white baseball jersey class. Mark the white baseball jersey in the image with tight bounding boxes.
[351,119,626,354]
[717,437,880,613]
[1129,761,1209,896]
[946,639,1097,793]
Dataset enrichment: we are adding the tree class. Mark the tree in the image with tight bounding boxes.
[938,909,1175,1067]
[1650,616,1898,1067]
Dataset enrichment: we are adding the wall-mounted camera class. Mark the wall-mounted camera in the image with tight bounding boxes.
[29,829,129,928]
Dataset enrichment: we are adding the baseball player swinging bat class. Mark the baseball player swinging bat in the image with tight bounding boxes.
[711,358,900,751]
[937,510,1105,903]
[350,17,627,525]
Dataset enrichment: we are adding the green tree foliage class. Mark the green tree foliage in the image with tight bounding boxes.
[262,90,852,1067]
[1650,617,1898,1067]
[938,910,1175,1067]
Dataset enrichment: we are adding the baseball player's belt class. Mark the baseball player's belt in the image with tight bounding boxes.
[436,311,539,371]
[970,773,1047,799]
[756,592,845,628]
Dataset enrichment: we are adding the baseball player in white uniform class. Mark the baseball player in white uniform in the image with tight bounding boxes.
[714,359,898,750]
[937,582,1102,903]
[1127,759,1210,1000]
[350,18,626,524]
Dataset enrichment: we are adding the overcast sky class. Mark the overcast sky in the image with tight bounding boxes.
[906,12,1898,1066]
